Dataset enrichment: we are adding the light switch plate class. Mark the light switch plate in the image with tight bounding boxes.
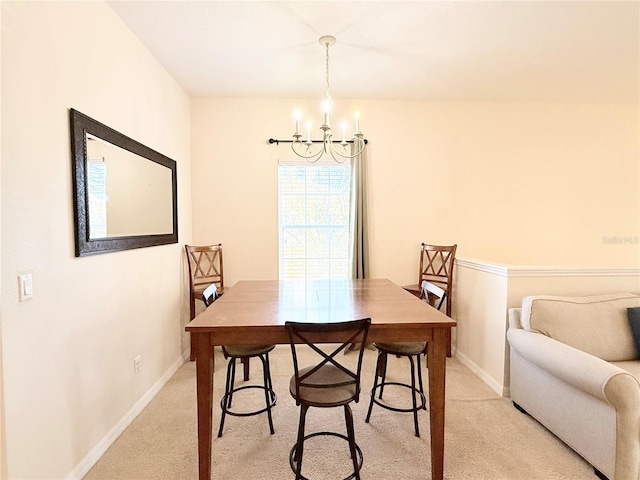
[18,273,33,302]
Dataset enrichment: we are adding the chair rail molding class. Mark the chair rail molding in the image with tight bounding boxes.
[455,258,640,278]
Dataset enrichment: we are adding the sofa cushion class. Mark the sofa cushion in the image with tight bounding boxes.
[520,293,640,362]
[628,307,640,356]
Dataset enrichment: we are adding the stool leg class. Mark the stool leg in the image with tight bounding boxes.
[242,357,250,381]
[218,357,236,437]
[227,357,238,408]
[378,351,389,399]
[344,404,361,480]
[293,405,308,480]
[365,350,384,423]
[260,353,275,435]
[417,352,426,410]
[408,355,420,437]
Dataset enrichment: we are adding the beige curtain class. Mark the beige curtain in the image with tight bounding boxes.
[348,143,369,279]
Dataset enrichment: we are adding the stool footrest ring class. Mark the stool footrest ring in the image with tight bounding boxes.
[369,381,426,413]
[220,385,277,417]
[289,431,363,480]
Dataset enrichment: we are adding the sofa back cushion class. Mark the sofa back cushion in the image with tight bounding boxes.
[520,293,640,361]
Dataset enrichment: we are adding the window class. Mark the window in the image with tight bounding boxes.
[87,157,107,239]
[278,161,351,280]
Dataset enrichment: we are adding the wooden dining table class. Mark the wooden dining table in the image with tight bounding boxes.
[185,278,456,480]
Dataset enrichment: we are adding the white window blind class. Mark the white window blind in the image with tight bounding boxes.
[278,161,351,280]
[87,158,107,238]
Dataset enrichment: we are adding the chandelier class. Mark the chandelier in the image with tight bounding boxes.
[291,35,366,163]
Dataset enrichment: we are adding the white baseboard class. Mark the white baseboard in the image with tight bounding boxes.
[66,354,187,480]
[455,350,506,397]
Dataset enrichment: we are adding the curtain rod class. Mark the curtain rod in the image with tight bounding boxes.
[268,138,368,145]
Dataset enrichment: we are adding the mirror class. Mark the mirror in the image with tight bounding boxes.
[70,109,178,256]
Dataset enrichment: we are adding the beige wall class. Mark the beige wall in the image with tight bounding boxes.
[1,2,191,479]
[191,98,639,286]
[0,3,4,476]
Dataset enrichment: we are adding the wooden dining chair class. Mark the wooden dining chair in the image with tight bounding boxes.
[202,284,277,438]
[185,243,226,321]
[403,243,457,356]
[286,318,371,480]
[365,280,446,437]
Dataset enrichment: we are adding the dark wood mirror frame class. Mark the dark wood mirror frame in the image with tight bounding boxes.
[70,108,178,257]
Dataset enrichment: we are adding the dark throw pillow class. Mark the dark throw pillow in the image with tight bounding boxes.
[628,307,640,356]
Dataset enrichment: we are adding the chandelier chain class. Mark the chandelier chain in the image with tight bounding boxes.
[325,41,330,91]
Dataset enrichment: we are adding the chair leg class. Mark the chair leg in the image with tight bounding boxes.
[260,353,275,435]
[408,355,420,437]
[189,296,196,361]
[293,405,308,480]
[189,295,196,320]
[344,404,361,480]
[189,332,195,362]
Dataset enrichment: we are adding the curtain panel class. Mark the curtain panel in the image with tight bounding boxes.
[349,145,369,279]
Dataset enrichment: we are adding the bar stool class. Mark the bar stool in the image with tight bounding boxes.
[365,280,446,437]
[286,318,371,480]
[202,284,277,437]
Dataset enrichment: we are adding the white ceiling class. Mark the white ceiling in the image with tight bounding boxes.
[107,1,639,103]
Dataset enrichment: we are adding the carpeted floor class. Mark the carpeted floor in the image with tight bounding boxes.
[84,346,595,480]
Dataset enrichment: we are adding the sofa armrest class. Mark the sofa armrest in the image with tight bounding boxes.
[508,308,522,329]
[507,327,640,406]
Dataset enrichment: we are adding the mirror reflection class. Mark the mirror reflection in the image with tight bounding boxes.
[86,134,174,239]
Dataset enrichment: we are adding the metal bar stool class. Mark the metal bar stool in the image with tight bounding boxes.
[286,318,371,480]
[202,284,277,437]
[365,280,446,437]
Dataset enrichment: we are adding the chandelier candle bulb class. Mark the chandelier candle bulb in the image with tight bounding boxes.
[355,112,360,133]
[294,111,301,134]
[342,122,347,143]
[306,122,312,143]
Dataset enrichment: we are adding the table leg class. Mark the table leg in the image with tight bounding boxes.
[194,332,214,480]
[427,327,447,480]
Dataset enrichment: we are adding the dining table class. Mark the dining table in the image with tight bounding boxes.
[185,278,456,480]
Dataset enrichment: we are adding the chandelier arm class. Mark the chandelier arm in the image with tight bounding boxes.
[350,137,366,157]
[290,141,324,162]
[327,144,348,164]
[330,135,366,160]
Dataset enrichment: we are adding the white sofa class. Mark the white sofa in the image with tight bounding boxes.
[507,293,640,480]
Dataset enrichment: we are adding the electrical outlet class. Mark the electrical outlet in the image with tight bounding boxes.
[134,355,141,374]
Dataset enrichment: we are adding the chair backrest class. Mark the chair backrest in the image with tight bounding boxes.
[418,243,457,316]
[185,244,225,291]
[421,280,447,312]
[285,318,371,405]
[202,283,218,307]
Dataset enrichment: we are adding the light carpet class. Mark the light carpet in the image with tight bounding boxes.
[84,346,594,480]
